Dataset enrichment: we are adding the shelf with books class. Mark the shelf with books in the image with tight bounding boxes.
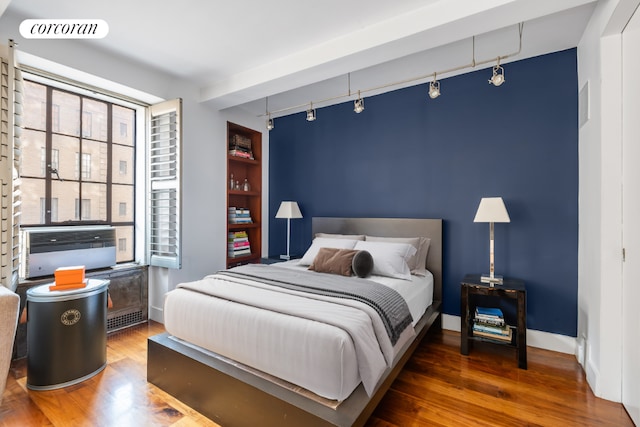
[226,122,262,268]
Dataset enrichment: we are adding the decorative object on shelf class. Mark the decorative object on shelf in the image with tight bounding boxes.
[275,201,303,260]
[242,178,250,192]
[473,197,510,285]
[229,173,234,190]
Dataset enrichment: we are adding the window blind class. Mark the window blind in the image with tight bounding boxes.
[147,98,182,269]
[0,40,22,290]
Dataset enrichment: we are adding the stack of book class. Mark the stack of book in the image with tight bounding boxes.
[228,230,251,258]
[229,134,254,159]
[473,306,512,342]
[228,207,252,224]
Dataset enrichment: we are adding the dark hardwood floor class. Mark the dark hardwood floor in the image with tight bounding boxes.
[0,321,633,426]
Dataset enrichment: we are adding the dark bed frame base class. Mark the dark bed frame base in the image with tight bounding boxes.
[148,303,440,427]
[147,217,443,426]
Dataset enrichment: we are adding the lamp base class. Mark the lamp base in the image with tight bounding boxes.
[480,274,503,286]
[279,254,291,260]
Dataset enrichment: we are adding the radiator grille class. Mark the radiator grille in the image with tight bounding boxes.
[107,310,144,332]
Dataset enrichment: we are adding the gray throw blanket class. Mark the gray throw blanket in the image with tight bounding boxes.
[218,263,413,346]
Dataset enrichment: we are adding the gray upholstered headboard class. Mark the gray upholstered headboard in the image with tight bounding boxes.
[311,217,442,302]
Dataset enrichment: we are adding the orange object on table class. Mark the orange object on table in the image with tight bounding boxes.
[53,266,86,287]
[48,282,87,291]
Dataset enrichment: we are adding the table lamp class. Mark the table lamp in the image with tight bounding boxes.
[275,201,303,260]
[474,197,510,285]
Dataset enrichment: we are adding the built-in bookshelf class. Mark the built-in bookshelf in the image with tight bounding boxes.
[226,122,262,268]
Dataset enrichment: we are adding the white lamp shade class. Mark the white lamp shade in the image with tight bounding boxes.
[473,197,510,223]
[275,201,303,219]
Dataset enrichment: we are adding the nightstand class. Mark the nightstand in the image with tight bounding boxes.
[460,274,527,369]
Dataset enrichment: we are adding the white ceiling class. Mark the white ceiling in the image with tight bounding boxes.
[3,0,597,117]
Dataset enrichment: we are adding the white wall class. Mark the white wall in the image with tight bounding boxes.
[0,8,265,323]
[577,0,640,402]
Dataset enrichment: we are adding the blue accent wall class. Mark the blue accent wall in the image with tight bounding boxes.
[269,49,578,336]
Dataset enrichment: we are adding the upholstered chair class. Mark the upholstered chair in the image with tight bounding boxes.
[0,285,19,405]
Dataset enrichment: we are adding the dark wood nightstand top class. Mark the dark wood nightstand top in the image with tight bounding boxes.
[461,274,525,292]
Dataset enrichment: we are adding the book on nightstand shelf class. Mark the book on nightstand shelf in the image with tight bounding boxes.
[473,307,512,342]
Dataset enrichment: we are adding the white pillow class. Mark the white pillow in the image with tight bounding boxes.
[298,238,360,266]
[365,235,431,276]
[353,240,417,280]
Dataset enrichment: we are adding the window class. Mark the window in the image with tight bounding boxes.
[40,148,59,176]
[21,80,136,263]
[39,197,58,223]
[75,152,92,180]
[118,238,127,252]
[52,104,60,132]
[75,198,91,220]
[82,111,92,138]
[51,198,58,222]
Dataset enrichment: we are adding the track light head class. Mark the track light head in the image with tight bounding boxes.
[489,61,505,86]
[266,116,274,131]
[428,80,441,99]
[306,104,316,121]
[354,92,365,113]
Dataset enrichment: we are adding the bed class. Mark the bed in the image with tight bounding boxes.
[147,217,442,427]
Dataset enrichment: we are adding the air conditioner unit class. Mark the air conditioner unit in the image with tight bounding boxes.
[20,226,117,279]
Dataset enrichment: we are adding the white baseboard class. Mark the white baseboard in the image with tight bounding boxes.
[149,305,164,323]
[442,314,577,355]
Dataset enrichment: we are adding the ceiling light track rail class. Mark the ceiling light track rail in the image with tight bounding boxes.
[261,22,523,128]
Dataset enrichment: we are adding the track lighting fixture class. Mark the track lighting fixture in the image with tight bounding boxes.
[354,91,365,113]
[259,23,523,120]
[306,103,316,121]
[489,58,505,86]
[428,74,441,99]
[265,97,274,130]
